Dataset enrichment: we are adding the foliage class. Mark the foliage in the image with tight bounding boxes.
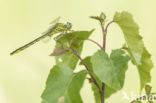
[54,30,94,69]
[24,11,153,103]
[113,12,153,91]
[41,64,87,103]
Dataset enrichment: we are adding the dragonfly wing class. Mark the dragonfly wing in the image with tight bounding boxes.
[41,36,51,43]
[42,17,61,35]
[50,16,61,24]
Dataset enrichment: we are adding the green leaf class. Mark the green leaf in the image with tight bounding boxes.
[64,70,87,103]
[91,49,130,90]
[41,64,87,103]
[137,47,153,91]
[79,56,117,102]
[113,12,153,91]
[57,30,94,44]
[113,11,144,65]
[41,64,73,103]
[79,56,93,72]
[55,30,94,70]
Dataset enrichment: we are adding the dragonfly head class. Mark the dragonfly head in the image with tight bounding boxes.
[66,22,72,29]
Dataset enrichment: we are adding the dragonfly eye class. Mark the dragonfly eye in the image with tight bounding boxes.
[66,22,72,28]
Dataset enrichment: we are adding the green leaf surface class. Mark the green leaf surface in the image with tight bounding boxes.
[64,70,87,103]
[79,56,117,102]
[57,30,94,44]
[79,56,93,72]
[41,64,87,103]
[113,11,144,65]
[137,47,153,91]
[113,12,153,91]
[55,30,94,70]
[91,49,130,90]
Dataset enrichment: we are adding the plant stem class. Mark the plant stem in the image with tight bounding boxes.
[100,83,105,103]
[69,46,102,92]
[87,39,103,50]
[69,20,114,103]
[105,21,114,34]
[99,20,114,103]
[100,22,106,50]
[100,20,114,50]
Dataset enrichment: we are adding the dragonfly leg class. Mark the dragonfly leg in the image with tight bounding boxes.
[53,30,73,45]
[53,35,63,45]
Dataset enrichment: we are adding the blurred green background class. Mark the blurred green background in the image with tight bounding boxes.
[0,0,156,103]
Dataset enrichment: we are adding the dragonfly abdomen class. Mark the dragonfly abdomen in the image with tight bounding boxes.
[10,33,49,55]
[10,21,72,55]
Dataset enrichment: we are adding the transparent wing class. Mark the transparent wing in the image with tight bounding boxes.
[47,16,61,33]
[42,16,61,34]
[42,36,51,43]
[49,16,61,25]
[41,16,61,43]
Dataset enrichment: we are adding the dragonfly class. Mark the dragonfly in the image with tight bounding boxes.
[10,17,72,55]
